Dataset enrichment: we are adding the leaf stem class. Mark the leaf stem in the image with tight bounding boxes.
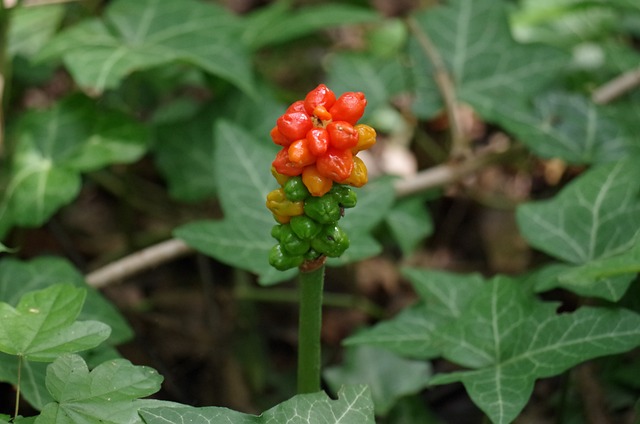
[406,16,468,159]
[297,264,325,394]
[14,355,22,418]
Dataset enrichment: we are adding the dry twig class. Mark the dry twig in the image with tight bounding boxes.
[592,66,640,105]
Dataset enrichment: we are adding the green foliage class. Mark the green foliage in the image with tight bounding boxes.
[324,346,431,416]
[139,385,375,424]
[0,284,110,361]
[347,269,640,423]
[36,354,165,424]
[1,0,639,422]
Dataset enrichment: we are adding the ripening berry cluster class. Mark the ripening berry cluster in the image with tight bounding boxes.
[266,85,376,271]
[270,84,376,198]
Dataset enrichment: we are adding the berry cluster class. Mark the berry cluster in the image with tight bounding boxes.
[266,85,376,271]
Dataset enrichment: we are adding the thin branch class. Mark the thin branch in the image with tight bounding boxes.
[406,16,468,159]
[592,66,640,105]
[85,238,194,288]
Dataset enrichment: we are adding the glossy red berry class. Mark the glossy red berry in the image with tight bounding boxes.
[329,92,367,125]
[304,84,336,117]
[277,111,313,142]
[326,121,358,150]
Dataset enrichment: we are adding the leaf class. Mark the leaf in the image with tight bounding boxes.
[385,196,433,256]
[139,385,375,424]
[409,0,567,119]
[344,269,485,359]
[155,89,284,202]
[324,346,431,416]
[0,256,133,345]
[36,354,164,424]
[517,158,640,264]
[558,240,640,285]
[0,284,111,362]
[494,92,635,164]
[526,263,634,302]
[8,4,65,58]
[427,276,640,424]
[38,0,254,95]
[242,2,378,50]
[0,95,148,234]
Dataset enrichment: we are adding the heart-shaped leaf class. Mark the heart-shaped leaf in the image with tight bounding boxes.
[0,95,148,236]
[36,354,165,424]
[139,385,374,424]
[0,284,111,361]
[38,0,254,95]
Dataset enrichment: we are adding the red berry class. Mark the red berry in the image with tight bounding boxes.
[304,84,336,117]
[329,92,367,125]
[270,126,291,147]
[286,100,306,114]
[326,121,358,150]
[277,111,313,142]
[272,148,304,176]
[316,147,354,182]
[306,128,330,156]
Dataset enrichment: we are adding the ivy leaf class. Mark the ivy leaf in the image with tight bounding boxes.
[428,276,640,424]
[8,4,65,58]
[139,385,374,424]
[0,95,148,235]
[526,263,634,303]
[385,196,433,256]
[344,269,485,359]
[517,158,640,264]
[409,0,567,119]
[324,346,431,416]
[559,240,640,285]
[38,0,254,95]
[494,92,635,164]
[174,120,294,285]
[36,354,164,424]
[0,284,111,361]
[242,2,378,50]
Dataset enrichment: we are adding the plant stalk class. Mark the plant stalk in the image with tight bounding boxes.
[297,264,325,394]
[14,355,22,418]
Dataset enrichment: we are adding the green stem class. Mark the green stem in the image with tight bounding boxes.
[14,355,22,418]
[297,264,325,394]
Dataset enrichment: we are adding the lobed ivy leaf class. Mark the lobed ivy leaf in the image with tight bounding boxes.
[0,95,148,237]
[139,385,374,424]
[36,354,165,424]
[38,0,255,95]
[517,158,640,264]
[349,269,640,423]
[324,346,431,416]
[345,269,485,359]
[428,276,640,424]
[242,2,379,50]
[494,92,636,164]
[409,0,567,119]
[0,284,110,362]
